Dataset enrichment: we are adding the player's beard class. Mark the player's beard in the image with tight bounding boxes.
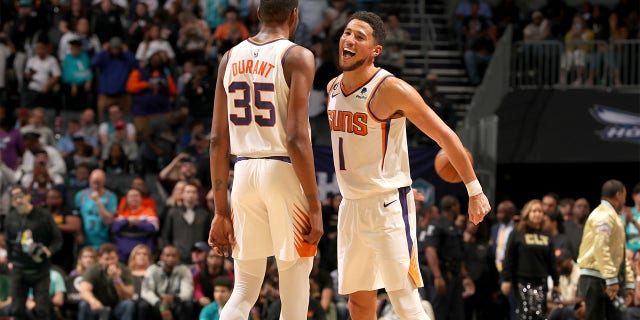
[339,57,366,71]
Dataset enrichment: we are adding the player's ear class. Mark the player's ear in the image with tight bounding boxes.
[372,45,382,57]
[257,7,262,21]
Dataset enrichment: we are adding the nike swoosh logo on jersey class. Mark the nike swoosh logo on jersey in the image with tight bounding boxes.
[383,200,397,207]
[331,92,339,98]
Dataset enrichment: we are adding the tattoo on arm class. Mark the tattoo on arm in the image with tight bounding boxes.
[215,179,224,191]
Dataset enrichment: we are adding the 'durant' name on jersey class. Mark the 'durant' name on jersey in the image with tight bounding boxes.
[230,59,276,78]
[327,109,368,136]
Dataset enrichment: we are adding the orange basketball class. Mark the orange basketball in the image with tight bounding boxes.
[434,148,474,183]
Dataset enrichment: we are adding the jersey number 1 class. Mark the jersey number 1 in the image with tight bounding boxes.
[229,81,276,127]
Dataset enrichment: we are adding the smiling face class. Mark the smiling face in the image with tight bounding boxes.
[338,19,382,72]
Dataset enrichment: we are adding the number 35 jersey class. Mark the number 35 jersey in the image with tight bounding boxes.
[327,69,412,200]
[224,38,309,158]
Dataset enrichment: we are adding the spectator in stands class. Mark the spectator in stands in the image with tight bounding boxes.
[564,197,589,261]
[493,0,521,37]
[66,162,91,202]
[19,131,67,185]
[542,192,560,215]
[78,108,100,150]
[161,183,210,263]
[65,135,99,173]
[78,243,135,320]
[160,180,186,226]
[190,241,209,275]
[127,3,153,53]
[62,39,93,112]
[111,188,159,261]
[309,251,335,319]
[623,183,640,252]
[91,37,138,123]
[100,120,139,164]
[26,151,62,206]
[127,243,152,300]
[25,267,67,320]
[316,0,353,42]
[501,199,559,319]
[179,61,215,129]
[92,0,126,44]
[127,48,177,133]
[0,154,18,217]
[46,188,82,273]
[20,107,56,146]
[0,105,25,171]
[544,212,571,255]
[140,245,195,320]
[210,6,250,48]
[75,169,117,249]
[6,185,63,320]
[377,12,410,76]
[70,247,98,277]
[490,200,517,276]
[193,247,234,314]
[135,24,176,64]
[58,17,101,64]
[464,21,498,86]
[158,153,205,201]
[418,72,456,134]
[56,119,82,157]
[559,198,575,222]
[455,0,493,50]
[198,276,233,320]
[560,15,595,86]
[205,0,228,32]
[547,248,580,312]
[176,11,210,63]
[101,142,133,175]
[99,104,136,145]
[588,12,628,86]
[179,120,205,154]
[60,0,89,37]
[425,195,474,320]
[139,111,186,174]
[117,177,156,212]
[523,10,551,42]
[23,40,61,109]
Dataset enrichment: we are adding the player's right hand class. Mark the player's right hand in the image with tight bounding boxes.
[302,207,323,246]
[208,214,235,257]
[468,193,491,225]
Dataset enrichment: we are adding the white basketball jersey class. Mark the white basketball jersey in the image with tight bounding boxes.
[327,69,412,199]
[224,38,306,157]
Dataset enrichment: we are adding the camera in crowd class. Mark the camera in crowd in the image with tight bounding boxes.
[612,295,627,313]
[25,242,47,263]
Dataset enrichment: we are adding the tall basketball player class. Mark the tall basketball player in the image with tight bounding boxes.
[208,1,323,319]
[326,11,491,320]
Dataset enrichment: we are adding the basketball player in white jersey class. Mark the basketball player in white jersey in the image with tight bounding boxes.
[208,1,323,319]
[326,11,491,320]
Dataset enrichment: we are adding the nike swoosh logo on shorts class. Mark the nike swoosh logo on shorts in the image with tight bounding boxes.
[383,200,397,207]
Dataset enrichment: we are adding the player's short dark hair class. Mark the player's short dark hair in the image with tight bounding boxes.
[259,0,298,24]
[602,179,625,198]
[347,11,386,45]
[213,275,234,290]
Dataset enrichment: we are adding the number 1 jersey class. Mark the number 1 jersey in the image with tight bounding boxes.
[327,69,412,200]
[224,38,308,158]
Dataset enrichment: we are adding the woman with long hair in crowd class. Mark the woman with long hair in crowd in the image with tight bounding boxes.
[501,199,560,319]
[128,243,153,300]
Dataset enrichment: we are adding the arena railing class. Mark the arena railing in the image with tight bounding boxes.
[510,39,640,90]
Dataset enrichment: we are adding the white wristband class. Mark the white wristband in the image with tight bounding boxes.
[466,179,483,197]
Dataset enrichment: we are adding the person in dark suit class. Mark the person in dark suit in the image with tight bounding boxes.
[490,200,517,320]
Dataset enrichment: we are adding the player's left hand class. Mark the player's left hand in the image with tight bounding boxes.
[302,206,323,246]
[208,213,235,257]
[468,193,491,225]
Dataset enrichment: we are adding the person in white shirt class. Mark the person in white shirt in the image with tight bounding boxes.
[18,131,66,185]
[98,104,136,145]
[23,41,61,108]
